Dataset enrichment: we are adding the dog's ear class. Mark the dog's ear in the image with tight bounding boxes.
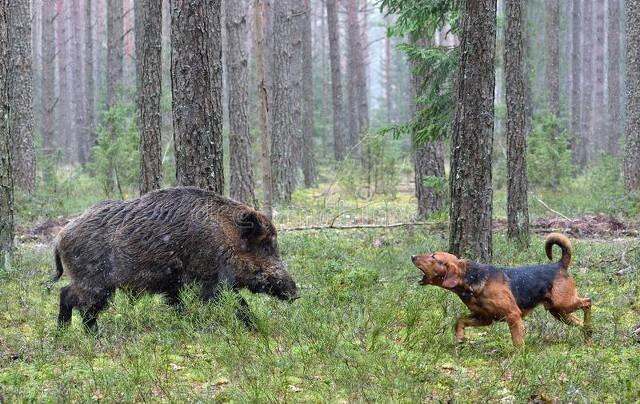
[442,260,462,289]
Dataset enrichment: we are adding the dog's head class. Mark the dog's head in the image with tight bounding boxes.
[411,252,465,289]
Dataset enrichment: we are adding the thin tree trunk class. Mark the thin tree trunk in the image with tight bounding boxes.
[571,0,582,164]
[625,0,640,191]
[385,16,393,123]
[171,0,224,193]
[593,0,606,157]
[31,0,41,141]
[224,0,256,205]
[302,0,316,187]
[346,0,360,151]
[255,0,272,217]
[41,0,56,152]
[70,0,85,164]
[7,0,35,191]
[505,0,529,247]
[546,0,559,118]
[84,0,95,156]
[580,0,593,168]
[107,0,123,109]
[326,0,347,160]
[270,0,296,203]
[411,35,445,219]
[136,0,163,194]
[449,0,497,261]
[0,0,15,258]
[608,0,621,155]
[56,0,71,156]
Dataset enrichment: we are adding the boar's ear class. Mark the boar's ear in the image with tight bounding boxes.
[238,210,264,240]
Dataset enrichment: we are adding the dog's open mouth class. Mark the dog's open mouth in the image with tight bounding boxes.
[419,275,430,285]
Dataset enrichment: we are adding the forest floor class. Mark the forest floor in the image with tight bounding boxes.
[1,218,639,401]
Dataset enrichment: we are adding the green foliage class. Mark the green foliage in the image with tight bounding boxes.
[1,231,639,401]
[90,103,140,198]
[527,113,574,189]
[379,0,458,38]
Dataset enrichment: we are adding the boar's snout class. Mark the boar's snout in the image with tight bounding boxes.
[272,271,300,302]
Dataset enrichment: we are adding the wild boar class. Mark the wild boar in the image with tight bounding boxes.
[51,187,298,332]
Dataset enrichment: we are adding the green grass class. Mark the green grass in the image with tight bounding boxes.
[1,230,639,402]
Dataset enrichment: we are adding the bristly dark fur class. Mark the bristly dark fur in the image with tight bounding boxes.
[52,187,298,332]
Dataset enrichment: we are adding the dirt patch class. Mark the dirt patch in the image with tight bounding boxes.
[530,215,638,238]
[17,217,69,243]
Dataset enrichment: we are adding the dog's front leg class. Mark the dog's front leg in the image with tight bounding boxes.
[506,313,525,347]
[455,315,493,343]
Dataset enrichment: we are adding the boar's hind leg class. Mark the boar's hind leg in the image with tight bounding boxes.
[79,288,114,333]
[58,286,78,328]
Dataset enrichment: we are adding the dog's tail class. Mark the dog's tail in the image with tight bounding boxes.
[545,233,572,269]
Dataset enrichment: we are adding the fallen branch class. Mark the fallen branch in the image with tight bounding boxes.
[533,197,570,220]
[279,221,446,232]
[614,245,639,276]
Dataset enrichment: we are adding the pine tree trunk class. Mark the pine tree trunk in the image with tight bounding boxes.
[84,1,95,156]
[449,0,496,262]
[56,0,71,156]
[224,0,256,205]
[545,0,559,118]
[31,0,41,139]
[346,0,360,151]
[136,0,163,195]
[41,0,56,152]
[571,0,582,164]
[410,35,444,219]
[580,0,593,168]
[385,16,393,123]
[607,0,621,155]
[7,0,35,191]
[171,0,224,193]
[593,0,606,156]
[255,0,272,217]
[301,0,316,187]
[290,2,304,176]
[505,0,529,247]
[326,0,347,161]
[107,0,123,110]
[270,0,296,203]
[0,0,15,257]
[625,0,640,191]
[70,0,85,164]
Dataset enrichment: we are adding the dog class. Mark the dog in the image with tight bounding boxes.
[411,233,592,347]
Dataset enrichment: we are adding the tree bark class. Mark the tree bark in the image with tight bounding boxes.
[449,0,496,262]
[107,0,124,110]
[545,0,559,118]
[136,0,163,195]
[7,0,35,191]
[505,0,529,247]
[346,0,360,150]
[70,0,85,164]
[571,0,581,165]
[255,0,272,217]
[56,0,71,155]
[0,0,14,257]
[625,0,640,191]
[171,0,224,193]
[326,0,347,160]
[84,0,95,156]
[270,0,297,202]
[593,0,606,156]
[41,0,56,152]
[301,0,316,187]
[607,0,621,155]
[580,0,593,168]
[224,0,256,205]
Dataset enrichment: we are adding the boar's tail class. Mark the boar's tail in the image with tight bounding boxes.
[45,248,64,293]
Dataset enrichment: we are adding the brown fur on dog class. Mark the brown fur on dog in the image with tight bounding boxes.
[411,233,591,347]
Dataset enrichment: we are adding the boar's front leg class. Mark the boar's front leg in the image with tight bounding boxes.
[200,281,256,330]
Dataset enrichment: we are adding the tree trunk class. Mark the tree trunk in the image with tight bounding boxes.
[270,0,296,203]
[255,0,272,217]
[84,0,95,156]
[385,16,393,123]
[625,0,640,191]
[571,0,581,164]
[580,0,593,168]
[607,0,621,155]
[326,0,347,160]
[31,0,41,141]
[41,0,56,152]
[136,0,163,195]
[0,0,15,257]
[56,0,71,156]
[107,0,123,110]
[346,0,360,151]
[545,0,559,118]
[593,0,606,157]
[7,0,35,191]
[449,0,496,262]
[70,0,85,164]
[224,0,256,205]
[505,0,530,247]
[301,0,316,187]
[171,0,224,193]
